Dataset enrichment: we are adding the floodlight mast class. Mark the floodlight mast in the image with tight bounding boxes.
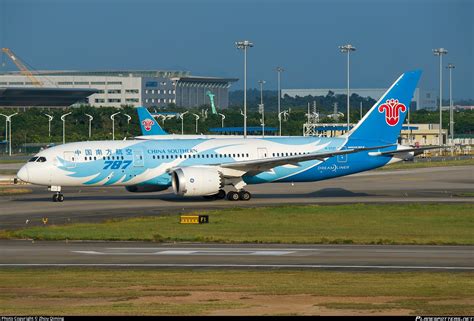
[258,80,266,137]
[446,63,455,141]
[275,67,284,136]
[433,47,448,146]
[235,40,254,138]
[339,44,356,131]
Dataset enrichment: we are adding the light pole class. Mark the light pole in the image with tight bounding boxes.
[339,44,356,131]
[433,47,448,146]
[0,113,9,153]
[0,113,18,156]
[7,113,17,156]
[179,111,188,134]
[60,112,72,145]
[44,114,53,138]
[218,113,225,128]
[275,67,284,135]
[258,80,266,137]
[124,114,131,125]
[235,40,253,138]
[110,112,120,141]
[85,113,93,139]
[447,63,455,142]
[192,113,200,134]
[124,113,131,137]
[278,110,289,136]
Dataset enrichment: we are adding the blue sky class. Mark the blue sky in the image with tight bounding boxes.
[1,0,472,98]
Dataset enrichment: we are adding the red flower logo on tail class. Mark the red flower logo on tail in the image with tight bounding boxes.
[378,99,407,126]
[141,118,155,131]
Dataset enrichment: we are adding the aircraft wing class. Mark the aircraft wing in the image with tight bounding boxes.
[218,144,394,176]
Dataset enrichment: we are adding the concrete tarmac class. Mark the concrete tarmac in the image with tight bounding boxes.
[0,165,472,229]
[0,240,472,271]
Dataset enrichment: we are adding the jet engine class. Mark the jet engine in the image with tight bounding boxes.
[171,167,224,197]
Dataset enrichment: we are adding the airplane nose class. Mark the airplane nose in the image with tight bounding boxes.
[17,165,29,182]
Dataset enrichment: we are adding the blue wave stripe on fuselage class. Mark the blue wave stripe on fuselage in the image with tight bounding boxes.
[55,136,387,187]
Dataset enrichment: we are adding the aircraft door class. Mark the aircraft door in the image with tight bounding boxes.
[63,151,76,168]
[257,147,268,159]
[133,149,144,167]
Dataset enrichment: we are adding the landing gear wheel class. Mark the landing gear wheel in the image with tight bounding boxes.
[53,193,64,202]
[239,190,251,201]
[216,189,226,199]
[227,191,240,201]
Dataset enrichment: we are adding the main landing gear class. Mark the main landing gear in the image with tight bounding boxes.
[203,189,252,201]
[52,192,64,202]
[227,190,251,201]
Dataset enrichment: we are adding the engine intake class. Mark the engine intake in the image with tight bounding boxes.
[171,167,223,197]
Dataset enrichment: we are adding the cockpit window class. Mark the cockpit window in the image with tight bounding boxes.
[37,157,47,162]
[28,157,38,162]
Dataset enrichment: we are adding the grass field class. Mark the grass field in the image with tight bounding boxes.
[0,187,32,196]
[0,268,472,315]
[2,204,473,245]
[0,169,18,175]
[379,158,474,170]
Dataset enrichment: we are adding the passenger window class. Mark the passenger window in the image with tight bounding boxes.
[28,157,38,162]
[37,157,47,162]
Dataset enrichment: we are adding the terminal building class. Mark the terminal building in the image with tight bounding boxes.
[282,88,437,110]
[0,70,238,109]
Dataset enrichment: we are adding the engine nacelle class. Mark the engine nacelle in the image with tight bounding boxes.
[125,184,169,193]
[171,167,223,197]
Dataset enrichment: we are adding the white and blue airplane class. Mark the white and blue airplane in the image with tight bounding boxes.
[17,70,437,202]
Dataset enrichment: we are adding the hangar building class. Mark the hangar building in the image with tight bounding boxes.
[0,70,238,109]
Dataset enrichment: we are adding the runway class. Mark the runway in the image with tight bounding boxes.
[0,165,473,229]
[0,240,472,271]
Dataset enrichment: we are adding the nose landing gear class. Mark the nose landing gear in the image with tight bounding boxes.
[52,193,64,202]
[49,186,63,202]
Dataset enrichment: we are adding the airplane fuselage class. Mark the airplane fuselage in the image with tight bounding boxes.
[18,136,399,190]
